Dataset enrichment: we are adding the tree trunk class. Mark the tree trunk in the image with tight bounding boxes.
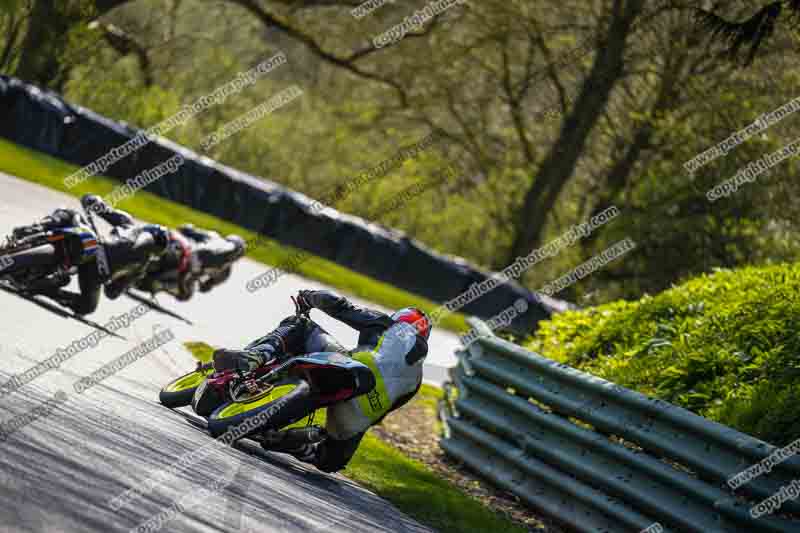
[0,11,22,72]
[583,45,689,252]
[508,0,644,261]
[13,0,63,86]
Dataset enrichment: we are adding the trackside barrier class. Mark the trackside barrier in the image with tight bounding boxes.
[439,318,800,533]
[0,75,573,335]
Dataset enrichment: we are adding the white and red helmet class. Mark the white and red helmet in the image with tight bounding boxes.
[391,307,432,340]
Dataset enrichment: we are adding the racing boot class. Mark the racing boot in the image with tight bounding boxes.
[241,315,311,364]
[212,349,267,373]
[104,274,134,300]
[12,209,78,241]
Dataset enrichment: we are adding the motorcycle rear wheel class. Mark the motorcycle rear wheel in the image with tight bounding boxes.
[0,243,58,279]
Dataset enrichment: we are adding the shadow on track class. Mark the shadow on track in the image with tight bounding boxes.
[0,282,125,340]
[0,387,431,533]
[124,290,194,326]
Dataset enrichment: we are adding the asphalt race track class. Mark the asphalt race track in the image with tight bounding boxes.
[0,173,455,532]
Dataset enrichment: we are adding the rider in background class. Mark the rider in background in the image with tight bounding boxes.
[213,289,431,472]
[135,228,196,301]
[177,224,246,295]
[80,194,169,301]
[11,194,168,314]
[137,224,246,301]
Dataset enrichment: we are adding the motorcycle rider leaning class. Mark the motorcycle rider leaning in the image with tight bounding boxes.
[11,194,168,314]
[176,224,246,294]
[213,289,431,473]
[136,224,246,301]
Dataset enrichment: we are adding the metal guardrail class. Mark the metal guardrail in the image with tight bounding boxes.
[439,318,800,533]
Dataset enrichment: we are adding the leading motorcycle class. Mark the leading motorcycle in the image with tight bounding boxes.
[0,206,107,294]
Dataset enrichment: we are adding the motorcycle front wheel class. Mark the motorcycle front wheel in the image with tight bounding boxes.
[206,377,318,440]
[159,364,215,408]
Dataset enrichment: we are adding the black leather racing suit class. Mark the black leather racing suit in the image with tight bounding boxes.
[178,224,245,294]
[136,229,195,301]
[80,195,169,301]
[138,224,245,300]
[13,194,168,314]
[214,290,428,472]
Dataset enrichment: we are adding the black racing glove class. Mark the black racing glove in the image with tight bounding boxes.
[296,290,314,314]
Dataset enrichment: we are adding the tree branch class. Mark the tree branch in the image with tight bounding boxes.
[220,0,418,106]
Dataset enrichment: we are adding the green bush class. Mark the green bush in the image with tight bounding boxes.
[524,263,800,445]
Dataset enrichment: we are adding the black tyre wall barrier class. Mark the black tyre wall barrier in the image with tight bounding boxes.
[0,76,575,334]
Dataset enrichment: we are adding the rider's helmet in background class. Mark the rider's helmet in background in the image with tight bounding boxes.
[391,307,432,340]
[226,234,246,259]
[141,224,170,254]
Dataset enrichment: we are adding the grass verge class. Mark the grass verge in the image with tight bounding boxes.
[525,262,800,446]
[0,138,468,334]
[344,433,527,533]
[181,341,524,533]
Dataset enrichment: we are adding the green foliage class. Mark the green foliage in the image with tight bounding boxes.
[525,263,800,445]
[0,0,19,16]
[6,0,800,309]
